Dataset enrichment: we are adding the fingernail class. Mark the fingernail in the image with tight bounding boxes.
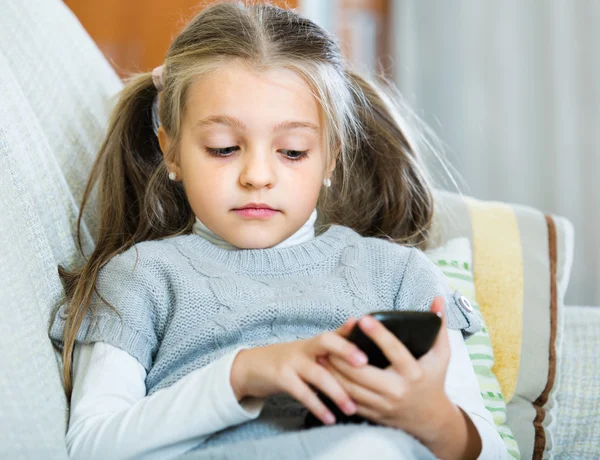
[353,351,367,365]
[324,412,336,424]
[361,316,375,329]
[343,401,357,415]
[436,312,443,318]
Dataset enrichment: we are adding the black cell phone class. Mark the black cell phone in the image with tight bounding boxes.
[304,310,442,429]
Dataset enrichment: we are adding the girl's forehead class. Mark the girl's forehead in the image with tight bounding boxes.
[184,61,322,131]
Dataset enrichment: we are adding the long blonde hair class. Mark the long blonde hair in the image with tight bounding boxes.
[56,0,435,399]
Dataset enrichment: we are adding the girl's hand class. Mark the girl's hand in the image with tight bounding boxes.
[230,317,366,426]
[319,297,453,442]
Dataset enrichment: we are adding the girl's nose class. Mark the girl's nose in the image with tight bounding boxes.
[239,150,276,189]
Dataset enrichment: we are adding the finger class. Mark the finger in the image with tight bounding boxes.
[429,297,449,353]
[301,360,358,417]
[284,372,337,425]
[328,355,401,399]
[353,404,384,425]
[324,357,392,412]
[422,296,450,364]
[434,294,447,328]
[335,317,358,338]
[311,331,367,367]
[356,315,419,377]
[429,295,446,319]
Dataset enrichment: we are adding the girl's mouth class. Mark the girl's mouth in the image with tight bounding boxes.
[232,208,280,219]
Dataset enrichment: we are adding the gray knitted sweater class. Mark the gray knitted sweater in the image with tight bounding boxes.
[49,223,480,450]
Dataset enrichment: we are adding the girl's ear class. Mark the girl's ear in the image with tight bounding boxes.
[157,125,171,158]
[157,126,181,177]
[327,156,336,176]
[327,150,337,176]
[327,139,342,176]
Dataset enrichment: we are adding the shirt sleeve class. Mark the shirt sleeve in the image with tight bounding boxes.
[66,342,265,460]
[395,247,482,338]
[445,329,508,459]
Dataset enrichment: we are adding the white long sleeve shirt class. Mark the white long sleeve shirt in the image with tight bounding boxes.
[66,328,507,459]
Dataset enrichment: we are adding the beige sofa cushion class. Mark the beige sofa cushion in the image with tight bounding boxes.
[0,1,121,458]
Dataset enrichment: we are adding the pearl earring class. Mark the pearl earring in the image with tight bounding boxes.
[168,171,177,181]
[323,177,331,187]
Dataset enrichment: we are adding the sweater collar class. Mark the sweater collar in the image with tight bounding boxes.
[177,220,355,275]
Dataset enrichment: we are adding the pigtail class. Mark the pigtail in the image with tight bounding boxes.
[319,69,435,249]
[57,72,192,400]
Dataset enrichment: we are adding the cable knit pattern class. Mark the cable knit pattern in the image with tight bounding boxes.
[49,223,481,451]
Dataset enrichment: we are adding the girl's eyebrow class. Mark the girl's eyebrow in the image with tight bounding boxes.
[195,115,319,133]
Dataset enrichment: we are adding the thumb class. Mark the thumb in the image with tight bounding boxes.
[430,296,446,325]
[425,296,450,360]
[335,316,358,338]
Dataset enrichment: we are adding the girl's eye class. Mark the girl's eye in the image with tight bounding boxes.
[206,146,239,156]
[281,149,309,161]
[205,147,309,161]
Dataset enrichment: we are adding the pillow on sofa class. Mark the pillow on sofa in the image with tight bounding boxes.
[430,190,574,460]
[426,238,520,459]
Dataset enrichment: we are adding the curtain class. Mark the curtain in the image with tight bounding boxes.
[391,0,600,305]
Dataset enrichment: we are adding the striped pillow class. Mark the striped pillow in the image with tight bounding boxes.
[426,238,520,459]
[430,191,574,459]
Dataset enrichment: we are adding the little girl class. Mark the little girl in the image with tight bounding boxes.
[50,2,506,459]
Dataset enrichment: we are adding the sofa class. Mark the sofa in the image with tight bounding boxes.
[1,1,598,459]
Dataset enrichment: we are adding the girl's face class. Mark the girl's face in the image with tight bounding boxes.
[159,59,335,249]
